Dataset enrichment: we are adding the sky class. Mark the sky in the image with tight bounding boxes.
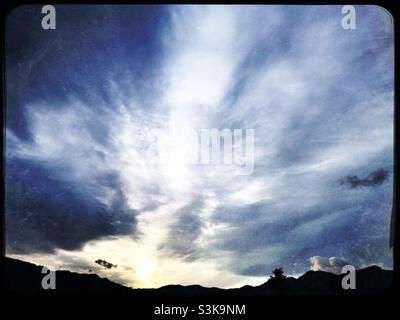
[5,5,394,289]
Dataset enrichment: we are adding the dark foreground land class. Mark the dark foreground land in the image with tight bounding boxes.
[3,257,393,296]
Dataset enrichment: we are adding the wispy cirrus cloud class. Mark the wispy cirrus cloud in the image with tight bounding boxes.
[339,168,389,188]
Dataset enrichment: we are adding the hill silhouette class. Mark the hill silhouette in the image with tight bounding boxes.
[4,257,393,296]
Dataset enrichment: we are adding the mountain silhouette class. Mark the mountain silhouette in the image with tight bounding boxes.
[4,257,393,296]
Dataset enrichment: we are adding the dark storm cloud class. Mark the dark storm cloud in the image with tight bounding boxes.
[95,259,117,269]
[210,199,350,253]
[4,5,169,255]
[339,168,389,188]
[240,264,270,276]
[6,5,167,141]
[208,170,393,276]
[5,158,137,254]
[159,199,204,261]
[202,21,394,274]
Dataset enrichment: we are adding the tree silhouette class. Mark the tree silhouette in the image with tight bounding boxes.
[272,267,286,279]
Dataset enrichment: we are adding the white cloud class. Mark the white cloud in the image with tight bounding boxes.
[310,256,350,274]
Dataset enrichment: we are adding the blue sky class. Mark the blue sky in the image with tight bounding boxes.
[5,5,394,288]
